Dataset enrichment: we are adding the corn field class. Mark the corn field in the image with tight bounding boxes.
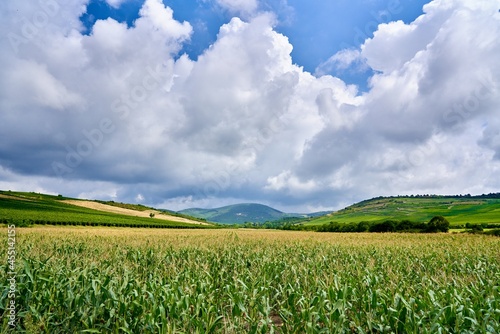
[1,227,499,333]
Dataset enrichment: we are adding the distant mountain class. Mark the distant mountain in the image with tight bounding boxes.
[179,203,329,225]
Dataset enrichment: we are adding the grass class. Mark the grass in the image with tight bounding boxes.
[305,196,500,227]
[1,227,499,333]
[0,191,210,228]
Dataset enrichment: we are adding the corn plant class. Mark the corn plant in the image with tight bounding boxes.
[1,227,499,333]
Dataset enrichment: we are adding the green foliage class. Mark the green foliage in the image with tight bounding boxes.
[369,220,397,232]
[425,216,450,233]
[316,221,371,232]
[396,219,425,231]
[484,228,500,236]
[463,224,500,236]
[303,219,452,234]
[466,222,484,232]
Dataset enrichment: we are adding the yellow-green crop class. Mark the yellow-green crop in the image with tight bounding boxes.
[1,227,499,333]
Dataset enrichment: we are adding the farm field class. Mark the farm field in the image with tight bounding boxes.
[305,196,500,227]
[1,227,499,333]
[0,191,210,228]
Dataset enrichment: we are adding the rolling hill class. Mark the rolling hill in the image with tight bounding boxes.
[303,194,500,227]
[0,190,211,228]
[3,190,499,229]
[179,203,328,225]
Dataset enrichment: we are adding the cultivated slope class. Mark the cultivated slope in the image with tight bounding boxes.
[304,195,500,227]
[63,200,208,225]
[0,191,210,227]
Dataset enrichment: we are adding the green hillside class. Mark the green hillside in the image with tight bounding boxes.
[0,190,211,228]
[304,195,500,227]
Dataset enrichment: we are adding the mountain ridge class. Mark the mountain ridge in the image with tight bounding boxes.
[179,203,329,224]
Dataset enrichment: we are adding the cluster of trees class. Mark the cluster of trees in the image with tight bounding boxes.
[241,217,308,229]
[316,216,450,233]
[464,223,500,235]
[288,216,450,233]
[239,216,452,233]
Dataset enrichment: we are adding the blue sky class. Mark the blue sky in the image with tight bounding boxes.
[80,0,425,90]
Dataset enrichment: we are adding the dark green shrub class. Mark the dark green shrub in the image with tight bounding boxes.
[369,220,396,232]
[356,221,370,232]
[470,224,483,232]
[484,229,500,236]
[318,222,341,232]
[395,220,425,231]
[340,223,357,232]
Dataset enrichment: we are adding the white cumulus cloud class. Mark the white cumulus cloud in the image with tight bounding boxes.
[0,0,499,211]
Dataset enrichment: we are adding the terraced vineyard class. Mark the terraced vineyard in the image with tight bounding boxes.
[0,191,210,228]
[305,195,500,227]
[1,227,499,332]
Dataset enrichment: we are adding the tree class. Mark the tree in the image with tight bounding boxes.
[426,216,450,232]
[149,212,155,218]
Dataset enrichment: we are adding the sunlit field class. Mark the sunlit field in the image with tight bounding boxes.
[1,227,499,333]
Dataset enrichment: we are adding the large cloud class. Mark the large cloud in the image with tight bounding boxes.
[285,0,500,205]
[0,0,499,212]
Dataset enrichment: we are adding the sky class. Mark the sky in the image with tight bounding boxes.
[0,0,499,213]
